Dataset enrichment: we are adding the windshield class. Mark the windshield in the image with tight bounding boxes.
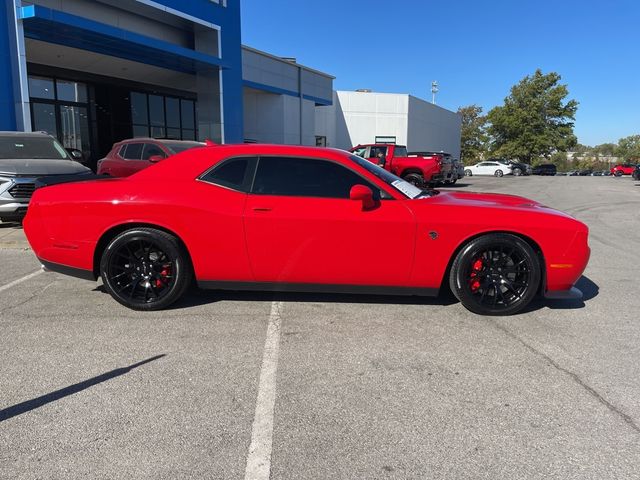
[347,154,429,199]
[0,136,70,160]
[164,142,205,154]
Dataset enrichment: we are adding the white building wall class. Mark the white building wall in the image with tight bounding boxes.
[244,88,316,145]
[316,90,461,158]
[407,96,461,159]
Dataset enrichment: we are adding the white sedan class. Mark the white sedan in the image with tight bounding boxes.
[464,161,513,177]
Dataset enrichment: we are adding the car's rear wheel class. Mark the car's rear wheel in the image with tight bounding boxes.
[464,169,472,176]
[615,171,623,177]
[403,173,424,188]
[449,233,541,316]
[495,169,504,177]
[100,228,192,310]
[513,168,522,176]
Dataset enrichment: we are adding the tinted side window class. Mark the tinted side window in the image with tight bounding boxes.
[201,157,252,191]
[142,143,165,160]
[252,156,378,199]
[123,143,143,160]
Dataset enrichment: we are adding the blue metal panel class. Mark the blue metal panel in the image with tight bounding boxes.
[216,0,243,143]
[0,1,18,130]
[21,5,227,74]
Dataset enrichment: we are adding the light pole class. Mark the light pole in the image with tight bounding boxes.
[431,81,439,104]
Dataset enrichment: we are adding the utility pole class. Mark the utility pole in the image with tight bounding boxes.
[431,81,439,104]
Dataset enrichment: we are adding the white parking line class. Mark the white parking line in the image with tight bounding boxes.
[0,269,43,294]
[244,301,284,480]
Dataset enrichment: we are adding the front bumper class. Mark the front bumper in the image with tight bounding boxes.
[544,287,583,300]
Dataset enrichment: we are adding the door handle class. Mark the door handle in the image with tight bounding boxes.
[252,207,272,212]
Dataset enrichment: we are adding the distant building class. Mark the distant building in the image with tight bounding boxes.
[315,90,461,158]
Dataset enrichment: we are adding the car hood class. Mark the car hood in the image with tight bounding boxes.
[0,158,91,176]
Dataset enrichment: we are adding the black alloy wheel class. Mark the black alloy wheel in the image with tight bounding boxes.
[449,233,541,315]
[100,228,192,310]
[403,173,424,188]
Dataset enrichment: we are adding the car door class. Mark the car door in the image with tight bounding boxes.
[140,143,167,172]
[119,143,146,177]
[243,156,416,286]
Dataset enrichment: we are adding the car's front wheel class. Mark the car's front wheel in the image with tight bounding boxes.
[464,169,472,176]
[449,233,541,316]
[100,228,192,310]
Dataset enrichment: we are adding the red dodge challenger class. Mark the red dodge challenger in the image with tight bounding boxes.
[23,144,590,316]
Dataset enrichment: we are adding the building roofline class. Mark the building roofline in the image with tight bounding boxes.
[241,45,335,79]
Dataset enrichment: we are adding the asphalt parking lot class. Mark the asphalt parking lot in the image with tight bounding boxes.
[1,175,639,479]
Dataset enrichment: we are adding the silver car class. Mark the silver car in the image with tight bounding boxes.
[0,131,91,223]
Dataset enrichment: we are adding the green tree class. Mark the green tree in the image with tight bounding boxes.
[487,69,578,163]
[615,135,640,161]
[457,105,488,163]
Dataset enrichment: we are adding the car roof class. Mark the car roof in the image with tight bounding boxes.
[118,138,204,144]
[0,131,53,137]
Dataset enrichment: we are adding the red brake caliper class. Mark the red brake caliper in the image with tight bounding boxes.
[470,258,483,292]
[155,264,171,288]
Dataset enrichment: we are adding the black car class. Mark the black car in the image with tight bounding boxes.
[633,165,640,181]
[532,163,557,176]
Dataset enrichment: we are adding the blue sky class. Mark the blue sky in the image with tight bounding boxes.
[240,0,639,146]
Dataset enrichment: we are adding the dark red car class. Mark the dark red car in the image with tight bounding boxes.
[24,144,590,316]
[610,164,636,176]
[97,138,204,177]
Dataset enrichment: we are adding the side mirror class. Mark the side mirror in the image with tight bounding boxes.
[66,148,85,163]
[148,155,164,163]
[350,184,376,210]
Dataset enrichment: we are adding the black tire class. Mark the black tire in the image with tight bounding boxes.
[513,168,522,176]
[614,171,623,177]
[449,177,457,185]
[100,228,192,310]
[495,169,504,177]
[464,169,472,177]
[403,173,424,188]
[449,233,541,316]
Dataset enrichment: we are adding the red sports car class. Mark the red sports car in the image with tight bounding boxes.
[610,164,636,176]
[24,144,590,316]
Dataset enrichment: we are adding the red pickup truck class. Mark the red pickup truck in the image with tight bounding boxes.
[349,144,445,187]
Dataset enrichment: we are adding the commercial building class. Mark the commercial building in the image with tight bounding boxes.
[315,90,461,158]
[1,0,333,168]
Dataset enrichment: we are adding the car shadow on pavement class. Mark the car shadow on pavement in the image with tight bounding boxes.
[0,222,21,229]
[172,288,460,309]
[0,355,165,423]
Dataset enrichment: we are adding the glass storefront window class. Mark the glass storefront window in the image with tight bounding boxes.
[131,92,148,125]
[166,97,180,128]
[133,125,149,138]
[57,80,88,103]
[31,103,58,136]
[29,76,55,100]
[182,129,195,141]
[181,100,195,130]
[166,128,181,140]
[149,95,165,127]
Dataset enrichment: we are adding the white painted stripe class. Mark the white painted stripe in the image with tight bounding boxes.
[0,269,43,293]
[244,301,284,480]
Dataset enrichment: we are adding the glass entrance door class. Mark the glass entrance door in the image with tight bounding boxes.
[60,105,91,159]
